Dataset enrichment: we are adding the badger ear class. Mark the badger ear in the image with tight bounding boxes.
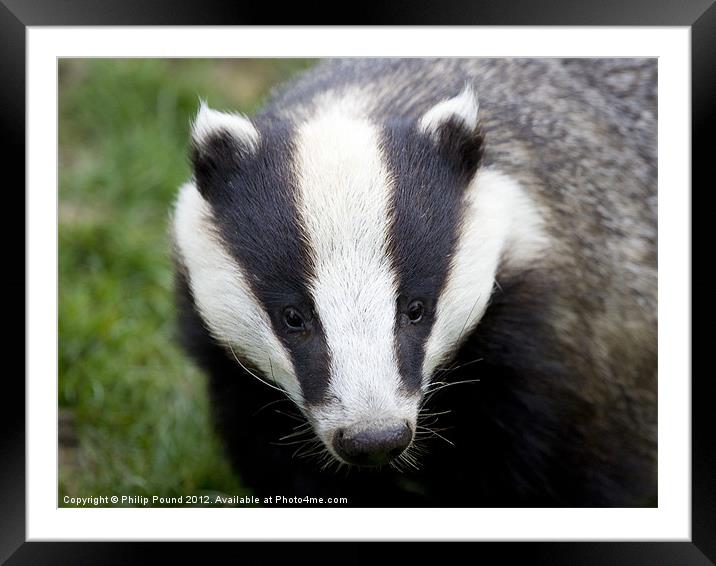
[191,101,259,151]
[190,101,260,198]
[419,85,484,179]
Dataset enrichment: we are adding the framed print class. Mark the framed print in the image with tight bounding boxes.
[5,0,712,562]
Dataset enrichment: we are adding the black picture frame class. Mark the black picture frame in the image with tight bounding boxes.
[4,1,710,562]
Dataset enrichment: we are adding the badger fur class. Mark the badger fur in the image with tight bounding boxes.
[172,58,657,507]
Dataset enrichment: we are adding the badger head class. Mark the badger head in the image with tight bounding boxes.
[173,88,532,468]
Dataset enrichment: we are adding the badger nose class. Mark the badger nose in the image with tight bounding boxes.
[333,419,413,466]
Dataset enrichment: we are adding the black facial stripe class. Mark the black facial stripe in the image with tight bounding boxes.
[191,123,332,406]
[382,121,474,393]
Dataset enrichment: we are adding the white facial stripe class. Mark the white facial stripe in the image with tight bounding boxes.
[294,110,417,429]
[192,101,260,151]
[423,168,550,381]
[419,85,479,138]
[172,182,301,401]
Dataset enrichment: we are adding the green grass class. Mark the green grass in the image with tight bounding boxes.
[58,58,316,506]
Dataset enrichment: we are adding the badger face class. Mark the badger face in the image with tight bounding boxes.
[173,89,530,467]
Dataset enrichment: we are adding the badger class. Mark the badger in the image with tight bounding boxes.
[171,58,657,507]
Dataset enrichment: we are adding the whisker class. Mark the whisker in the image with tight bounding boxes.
[425,378,481,393]
[422,378,480,407]
[295,443,326,459]
[389,458,407,473]
[273,409,306,422]
[319,451,344,472]
[278,425,313,442]
[272,437,316,447]
[424,380,481,404]
[436,357,484,375]
[414,430,451,439]
[226,343,285,395]
[251,397,290,417]
[494,278,504,294]
[455,293,482,347]
[398,449,420,470]
[418,409,452,418]
[416,425,454,446]
[416,416,440,429]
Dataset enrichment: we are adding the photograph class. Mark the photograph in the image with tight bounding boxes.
[58,57,658,509]
[6,6,708,559]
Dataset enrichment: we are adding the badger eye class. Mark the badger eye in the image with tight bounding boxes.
[283,307,306,331]
[407,300,425,323]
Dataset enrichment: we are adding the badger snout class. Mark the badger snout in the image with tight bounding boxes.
[331,418,413,467]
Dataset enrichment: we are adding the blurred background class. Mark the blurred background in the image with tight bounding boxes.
[58,59,316,506]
